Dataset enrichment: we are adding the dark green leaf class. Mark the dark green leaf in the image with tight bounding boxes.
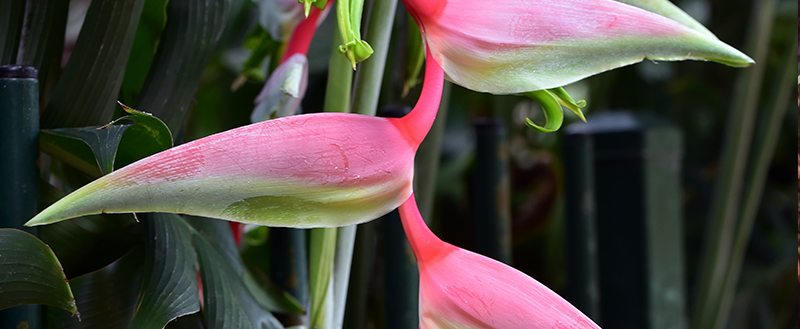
[184,216,242,274]
[39,182,141,278]
[43,125,130,175]
[187,217,285,328]
[41,0,146,128]
[165,313,206,329]
[242,269,305,315]
[119,0,169,105]
[16,0,70,90]
[0,229,78,317]
[40,129,103,179]
[40,103,173,177]
[0,0,24,64]
[136,0,231,135]
[193,233,254,329]
[112,102,173,168]
[45,249,144,329]
[187,217,300,316]
[130,213,200,329]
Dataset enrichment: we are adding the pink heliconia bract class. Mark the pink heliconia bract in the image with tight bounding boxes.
[399,194,602,329]
[401,0,753,94]
[25,50,445,228]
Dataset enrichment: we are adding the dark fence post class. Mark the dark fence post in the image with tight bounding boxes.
[563,131,601,322]
[564,111,687,329]
[473,118,512,264]
[0,65,42,328]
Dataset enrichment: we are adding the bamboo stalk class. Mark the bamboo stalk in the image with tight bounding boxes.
[343,0,399,327]
[712,37,796,329]
[692,1,776,328]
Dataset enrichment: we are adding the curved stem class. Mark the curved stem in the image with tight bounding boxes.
[398,194,451,263]
[282,1,333,63]
[391,47,444,148]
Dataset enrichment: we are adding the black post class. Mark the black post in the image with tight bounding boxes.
[564,111,687,329]
[0,65,42,328]
[563,132,601,322]
[473,118,512,264]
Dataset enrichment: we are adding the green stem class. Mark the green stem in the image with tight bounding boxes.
[712,37,796,329]
[351,0,397,116]
[322,11,356,328]
[324,26,353,113]
[343,1,398,328]
[691,1,776,328]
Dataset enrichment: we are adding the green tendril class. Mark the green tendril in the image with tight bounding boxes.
[523,90,564,133]
[523,87,588,133]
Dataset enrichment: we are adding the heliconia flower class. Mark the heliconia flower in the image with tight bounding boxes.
[25,49,445,228]
[402,0,753,94]
[252,3,329,121]
[399,194,601,329]
[401,0,753,131]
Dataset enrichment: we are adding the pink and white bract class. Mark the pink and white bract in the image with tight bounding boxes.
[25,51,445,227]
[399,194,601,329]
[401,0,754,94]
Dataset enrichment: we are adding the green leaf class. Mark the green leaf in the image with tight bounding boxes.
[41,0,146,128]
[0,229,78,318]
[119,0,169,105]
[130,213,200,329]
[242,268,305,315]
[45,249,145,329]
[42,125,130,175]
[135,0,231,135]
[0,0,24,64]
[193,233,254,329]
[187,217,301,314]
[308,228,337,329]
[40,213,140,279]
[39,181,141,278]
[112,102,173,169]
[16,0,70,91]
[39,130,103,179]
[39,103,173,178]
[186,217,284,329]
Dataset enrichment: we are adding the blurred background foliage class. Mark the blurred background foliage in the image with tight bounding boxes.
[0,0,796,328]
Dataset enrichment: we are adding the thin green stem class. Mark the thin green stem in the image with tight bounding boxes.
[713,37,796,329]
[692,1,776,328]
[351,0,397,116]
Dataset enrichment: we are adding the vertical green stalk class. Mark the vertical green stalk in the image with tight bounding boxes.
[309,227,337,329]
[321,17,357,329]
[712,38,796,329]
[343,0,398,328]
[692,1,776,328]
[351,0,397,116]
[0,65,42,329]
